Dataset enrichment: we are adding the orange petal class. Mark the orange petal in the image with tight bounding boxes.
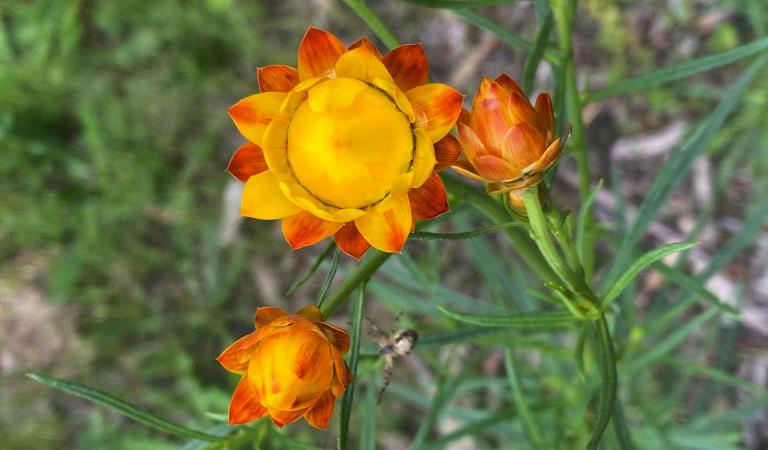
[241,171,301,220]
[227,142,268,182]
[508,92,542,129]
[348,36,382,59]
[409,171,449,221]
[228,377,268,425]
[297,26,347,80]
[317,322,350,353]
[457,122,491,161]
[217,331,260,374]
[407,84,464,142]
[500,122,547,169]
[527,137,563,173]
[304,390,336,429]
[434,134,462,171]
[534,93,554,135]
[254,306,289,327]
[228,92,286,145]
[281,211,343,250]
[355,196,412,253]
[333,223,371,260]
[334,47,393,84]
[297,304,324,323]
[257,65,300,93]
[494,74,526,98]
[474,155,521,181]
[269,407,308,428]
[382,44,429,92]
[451,156,483,181]
[471,79,512,147]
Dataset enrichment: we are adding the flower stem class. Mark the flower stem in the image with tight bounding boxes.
[587,313,618,450]
[320,250,391,317]
[342,0,400,50]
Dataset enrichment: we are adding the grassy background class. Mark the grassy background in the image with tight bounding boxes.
[1,0,767,449]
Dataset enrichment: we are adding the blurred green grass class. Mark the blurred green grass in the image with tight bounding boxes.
[2,0,768,449]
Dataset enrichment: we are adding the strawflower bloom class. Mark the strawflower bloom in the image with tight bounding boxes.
[217,304,352,429]
[452,75,562,194]
[227,27,463,258]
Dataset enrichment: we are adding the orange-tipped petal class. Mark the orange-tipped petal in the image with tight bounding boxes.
[296,304,324,323]
[434,134,462,171]
[527,137,563,173]
[297,26,347,80]
[494,74,526,98]
[269,407,308,428]
[229,377,268,425]
[257,65,300,93]
[317,322,350,352]
[500,122,547,169]
[457,122,491,161]
[304,390,336,429]
[471,80,512,147]
[451,156,484,181]
[534,93,554,135]
[334,47,393,84]
[382,44,429,92]
[409,172,449,221]
[407,84,464,143]
[333,223,371,260]
[241,171,301,220]
[355,195,412,253]
[254,306,289,327]
[474,155,521,181]
[281,211,343,250]
[411,130,437,188]
[348,36,382,59]
[217,331,260,374]
[227,142,268,182]
[228,92,286,145]
[508,92,542,129]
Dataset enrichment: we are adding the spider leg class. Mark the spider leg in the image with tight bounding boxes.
[377,357,395,404]
[390,311,405,336]
[365,316,389,343]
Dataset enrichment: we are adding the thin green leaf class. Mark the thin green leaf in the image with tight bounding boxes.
[402,0,518,8]
[410,222,524,241]
[286,241,336,295]
[439,306,580,327]
[601,57,765,291]
[522,12,553,92]
[315,247,341,306]
[586,36,768,102]
[576,180,603,267]
[26,374,224,442]
[663,356,762,394]
[586,315,618,450]
[505,348,546,450]
[417,408,518,449]
[651,262,738,316]
[338,283,365,450]
[452,9,560,64]
[612,398,637,450]
[600,242,698,308]
[342,0,399,50]
[361,384,377,450]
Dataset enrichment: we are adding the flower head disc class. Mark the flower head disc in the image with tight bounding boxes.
[227,27,464,258]
[217,304,352,429]
[452,75,563,193]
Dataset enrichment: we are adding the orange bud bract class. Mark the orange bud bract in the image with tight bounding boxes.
[217,305,352,429]
[452,75,563,192]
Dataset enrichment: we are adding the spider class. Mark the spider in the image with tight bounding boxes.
[366,315,418,403]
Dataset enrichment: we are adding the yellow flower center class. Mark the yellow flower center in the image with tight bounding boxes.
[286,78,414,209]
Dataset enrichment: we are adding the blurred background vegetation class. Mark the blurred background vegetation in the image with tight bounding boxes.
[1,0,767,449]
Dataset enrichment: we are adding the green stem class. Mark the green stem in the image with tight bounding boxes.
[551,0,595,277]
[342,0,400,50]
[443,175,556,283]
[320,250,391,317]
[587,314,618,450]
[338,283,366,450]
[522,188,580,292]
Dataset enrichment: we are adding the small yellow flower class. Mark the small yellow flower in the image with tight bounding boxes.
[227,27,463,258]
[452,75,562,193]
[217,305,352,429]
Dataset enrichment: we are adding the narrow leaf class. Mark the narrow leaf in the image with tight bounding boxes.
[587,36,768,102]
[505,349,546,450]
[522,12,554,92]
[315,247,341,306]
[439,307,580,327]
[652,262,738,316]
[26,374,223,442]
[286,241,336,295]
[410,222,524,241]
[338,284,365,450]
[601,242,698,308]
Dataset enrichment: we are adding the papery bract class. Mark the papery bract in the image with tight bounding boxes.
[227,27,463,258]
[217,304,352,429]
